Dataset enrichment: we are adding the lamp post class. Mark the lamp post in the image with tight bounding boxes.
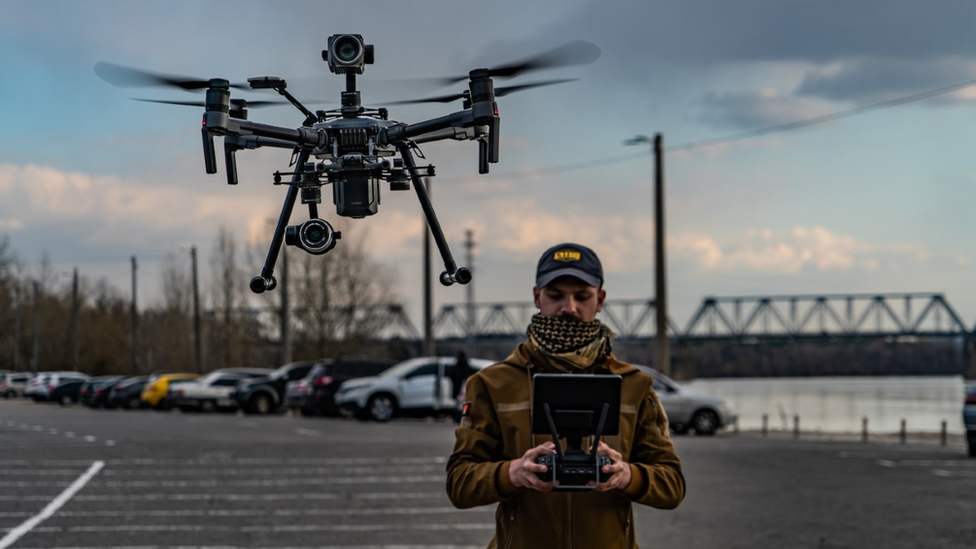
[624,133,670,376]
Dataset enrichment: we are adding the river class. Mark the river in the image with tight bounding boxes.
[682,375,968,434]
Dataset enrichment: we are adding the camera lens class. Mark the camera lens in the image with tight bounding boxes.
[297,218,337,255]
[332,36,362,64]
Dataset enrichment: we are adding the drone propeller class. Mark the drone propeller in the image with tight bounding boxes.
[132,98,291,108]
[430,40,600,86]
[94,61,250,91]
[384,78,580,105]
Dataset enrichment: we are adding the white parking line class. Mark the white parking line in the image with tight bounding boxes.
[0,460,104,549]
[0,506,491,519]
[14,545,482,549]
[295,427,321,437]
[20,523,494,534]
[0,490,446,503]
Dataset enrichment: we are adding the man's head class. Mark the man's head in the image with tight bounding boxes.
[532,243,606,321]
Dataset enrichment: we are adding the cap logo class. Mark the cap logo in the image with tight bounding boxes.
[553,249,581,262]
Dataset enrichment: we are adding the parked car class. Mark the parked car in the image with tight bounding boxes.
[634,365,736,435]
[79,376,124,408]
[26,371,90,402]
[50,378,86,406]
[171,370,270,413]
[964,382,975,457]
[141,373,201,409]
[0,372,34,398]
[108,376,149,409]
[296,358,397,416]
[232,361,316,415]
[335,356,493,422]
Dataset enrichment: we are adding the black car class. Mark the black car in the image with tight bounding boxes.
[79,376,124,408]
[108,376,149,409]
[298,358,396,416]
[232,361,317,415]
[51,379,86,406]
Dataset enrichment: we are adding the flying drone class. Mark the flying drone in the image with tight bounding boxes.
[95,34,600,294]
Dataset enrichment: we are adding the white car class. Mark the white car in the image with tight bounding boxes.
[335,356,493,422]
[635,365,736,435]
[0,372,34,398]
[171,369,272,412]
[25,371,90,401]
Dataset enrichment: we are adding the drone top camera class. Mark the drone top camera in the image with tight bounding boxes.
[95,35,600,294]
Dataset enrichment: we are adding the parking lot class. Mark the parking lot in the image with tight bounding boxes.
[2,398,975,549]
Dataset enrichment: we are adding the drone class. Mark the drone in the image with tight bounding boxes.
[96,34,600,294]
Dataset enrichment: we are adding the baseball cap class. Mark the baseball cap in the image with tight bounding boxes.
[535,243,603,289]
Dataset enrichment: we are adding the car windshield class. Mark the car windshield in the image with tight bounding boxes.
[377,360,426,379]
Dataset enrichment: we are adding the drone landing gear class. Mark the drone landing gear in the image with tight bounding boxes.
[249,148,471,294]
[397,143,471,287]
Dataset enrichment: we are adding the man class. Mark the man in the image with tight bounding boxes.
[446,243,685,549]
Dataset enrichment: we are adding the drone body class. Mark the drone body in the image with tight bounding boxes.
[96,34,599,294]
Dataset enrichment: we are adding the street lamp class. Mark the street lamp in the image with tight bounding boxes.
[625,133,670,376]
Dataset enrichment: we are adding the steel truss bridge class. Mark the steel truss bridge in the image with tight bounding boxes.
[427,292,974,342]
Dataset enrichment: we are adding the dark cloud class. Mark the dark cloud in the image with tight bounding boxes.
[696,90,833,130]
[796,57,976,104]
[545,0,976,66]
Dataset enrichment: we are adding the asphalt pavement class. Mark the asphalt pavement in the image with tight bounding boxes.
[1,398,974,549]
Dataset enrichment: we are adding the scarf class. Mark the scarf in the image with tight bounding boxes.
[526,313,614,372]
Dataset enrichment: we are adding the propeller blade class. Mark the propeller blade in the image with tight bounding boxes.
[131,98,292,108]
[383,78,579,105]
[435,40,600,85]
[95,62,249,91]
[494,78,580,97]
[384,93,466,106]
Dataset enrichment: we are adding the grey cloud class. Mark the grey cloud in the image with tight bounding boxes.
[796,57,976,104]
[695,90,833,130]
[541,0,976,66]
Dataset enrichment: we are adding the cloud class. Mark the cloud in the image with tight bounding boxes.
[671,226,930,274]
[796,57,976,104]
[696,89,835,130]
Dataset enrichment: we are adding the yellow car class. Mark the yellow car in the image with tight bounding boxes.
[141,373,200,409]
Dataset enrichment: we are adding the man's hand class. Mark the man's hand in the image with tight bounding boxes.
[509,441,556,492]
[595,441,631,492]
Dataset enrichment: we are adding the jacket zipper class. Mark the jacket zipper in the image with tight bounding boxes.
[502,506,517,549]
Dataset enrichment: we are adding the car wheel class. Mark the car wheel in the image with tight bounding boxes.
[967,430,976,458]
[127,397,141,410]
[199,400,217,413]
[250,394,272,415]
[2,390,14,399]
[692,409,719,436]
[367,394,397,422]
[59,394,74,407]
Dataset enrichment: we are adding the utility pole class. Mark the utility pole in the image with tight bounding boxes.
[465,229,476,341]
[70,267,79,371]
[280,247,292,365]
[30,281,38,374]
[191,246,202,374]
[625,133,670,376]
[653,134,670,376]
[13,284,21,371]
[131,256,138,376]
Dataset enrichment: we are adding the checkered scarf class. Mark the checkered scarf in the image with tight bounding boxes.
[526,313,614,372]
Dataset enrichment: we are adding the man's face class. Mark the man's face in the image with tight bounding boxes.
[533,276,606,322]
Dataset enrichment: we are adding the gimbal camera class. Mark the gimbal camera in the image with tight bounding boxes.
[95,35,599,293]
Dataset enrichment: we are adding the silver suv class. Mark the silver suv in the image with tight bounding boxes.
[635,365,736,435]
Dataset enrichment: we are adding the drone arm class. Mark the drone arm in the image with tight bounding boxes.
[382,110,474,145]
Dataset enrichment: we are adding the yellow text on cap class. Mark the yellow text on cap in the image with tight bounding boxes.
[554,250,581,262]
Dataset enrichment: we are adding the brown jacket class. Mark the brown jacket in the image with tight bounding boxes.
[446,343,685,549]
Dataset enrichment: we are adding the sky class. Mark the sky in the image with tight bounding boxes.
[2,0,976,334]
